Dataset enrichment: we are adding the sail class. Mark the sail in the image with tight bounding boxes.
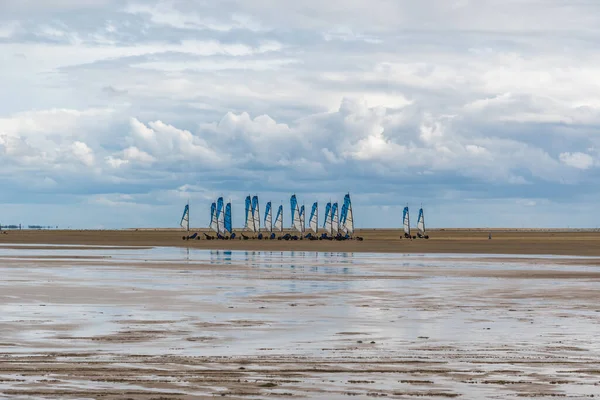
[340,203,347,234]
[324,202,332,235]
[331,202,339,234]
[252,196,260,232]
[417,207,425,235]
[217,197,225,234]
[309,202,318,233]
[274,204,283,232]
[343,193,354,235]
[291,195,302,232]
[244,196,254,232]
[180,204,189,231]
[299,205,305,233]
[403,206,410,236]
[225,202,232,234]
[210,202,218,233]
[264,201,272,232]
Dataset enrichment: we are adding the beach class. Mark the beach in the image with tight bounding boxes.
[2,228,600,256]
[1,244,600,399]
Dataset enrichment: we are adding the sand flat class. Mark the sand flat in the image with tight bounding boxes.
[3,228,600,256]
[1,246,599,399]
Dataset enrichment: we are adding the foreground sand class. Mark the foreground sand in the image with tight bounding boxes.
[1,246,599,399]
[2,228,600,256]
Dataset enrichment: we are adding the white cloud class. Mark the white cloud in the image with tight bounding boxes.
[69,141,95,167]
[2,0,600,228]
[559,152,595,170]
[105,146,156,168]
[0,21,19,38]
[127,118,225,166]
[124,3,267,32]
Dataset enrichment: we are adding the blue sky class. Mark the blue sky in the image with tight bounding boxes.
[1,0,600,229]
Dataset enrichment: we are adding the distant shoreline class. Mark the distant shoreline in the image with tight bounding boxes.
[2,229,600,257]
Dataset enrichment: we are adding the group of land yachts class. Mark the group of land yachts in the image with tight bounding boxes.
[179,193,428,241]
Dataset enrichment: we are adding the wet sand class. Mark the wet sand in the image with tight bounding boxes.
[3,228,600,256]
[1,246,600,399]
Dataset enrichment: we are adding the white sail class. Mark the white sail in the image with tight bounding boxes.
[332,202,339,235]
[403,206,410,236]
[309,202,318,233]
[324,202,332,236]
[291,195,302,233]
[346,204,354,234]
[217,198,225,235]
[417,208,425,236]
[252,196,260,232]
[180,203,189,231]
[264,202,273,232]
[209,202,218,233]
[299,205,305,233]
[344,194,354,235]
[244,196,255,232]
[274,205,283,232]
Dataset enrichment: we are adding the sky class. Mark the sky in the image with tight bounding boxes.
[1,0,600,229]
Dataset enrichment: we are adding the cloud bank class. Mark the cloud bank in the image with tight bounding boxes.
[1,0,600,228]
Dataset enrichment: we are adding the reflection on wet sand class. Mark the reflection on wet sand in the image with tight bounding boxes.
[0,246,599,399]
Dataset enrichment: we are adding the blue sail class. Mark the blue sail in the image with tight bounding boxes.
[323,202,332,229]
[210,202,216,224]
[309,202,318,233]
[217,197,225,234]
[310,202,318,222]
[225,202,232,233]
[300,205,305,219]
[340,202,348,226]
[403,206,410,235]
[290,194,297,224]
[180,204,189,226]
[245,196,252,229]
[264,201,272,226]
[275,204,283,231]
[251,195,260,231]
[217,197,224,218]
[342,194,351,224]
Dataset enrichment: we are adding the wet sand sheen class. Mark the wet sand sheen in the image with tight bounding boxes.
[1,246,599,399]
